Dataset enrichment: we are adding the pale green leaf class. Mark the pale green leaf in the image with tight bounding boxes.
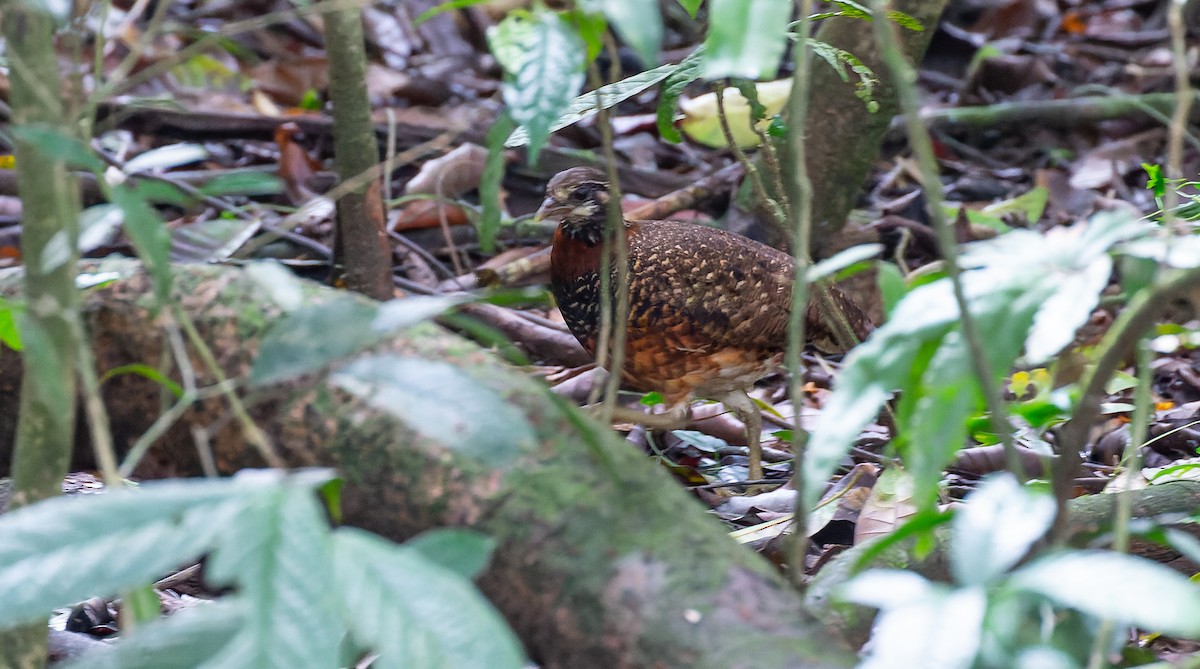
[61,602,244,669]
[1011,551,1200,638]
[405,528,496,580]
[488,10,585,162]
[330,354,536,466]
[806,243,883,282]
[333,528,526,669]
[506,61,677,148]
[0,479,267,627]
[205,483,342,669]
[859,585,985,669]
[592,0,662,67]
[703,0,792,80]
[951,474,1056,586]
[249,294,461,386]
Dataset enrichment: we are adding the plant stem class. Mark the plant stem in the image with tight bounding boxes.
[868,0,1024,480]
[786,0,817,588]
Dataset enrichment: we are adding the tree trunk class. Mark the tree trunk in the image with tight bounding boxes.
[805,0,950,259]
[0,259,855,669]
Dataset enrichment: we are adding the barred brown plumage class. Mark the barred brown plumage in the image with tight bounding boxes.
[539,166,871,480]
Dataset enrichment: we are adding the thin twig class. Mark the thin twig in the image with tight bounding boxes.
[590,37,632,426]
[786,0,817,587]
[172,303,284,468]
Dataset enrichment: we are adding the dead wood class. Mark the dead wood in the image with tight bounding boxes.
[0,259,853,669]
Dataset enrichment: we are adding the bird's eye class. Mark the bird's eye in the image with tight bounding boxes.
[569,183,599,201]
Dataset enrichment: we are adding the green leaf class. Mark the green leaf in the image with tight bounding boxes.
[587,0,662,68]
[330,355,537,466]
[656,48,705,143]
[109,184,173,306]
[488,9,586,162]
[885,10,924,31]
[1144,162,1165,198]
[0,478,274,628]
[564,9,607,61]
[506,61,677,148]
[1011,551,1200,638]
[804,212,1145,512]
[415,0,491,25]
[123,584,162,625]
[205,480,342,669]
[123,144,208,174]
[333,528,526,669]
[806,39,879,109]
[198,171,284,197]
[841,574,986,669]
[703,0,792,80]
[876,262,905,318]
[7,124,105,173]
[950,475,1055,586]
[0,297,23,351]
[678,0,702,17]
[406,528,496,580]
[60,602,244,669]
[100,363,184,398]
[806,243,883,282]
[480,113,516,253]
[249,294,461,386]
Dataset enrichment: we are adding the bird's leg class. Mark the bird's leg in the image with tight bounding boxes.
[586,403,692,430]
[721,389,763,481]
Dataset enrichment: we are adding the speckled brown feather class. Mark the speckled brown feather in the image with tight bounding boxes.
[542,167,869,408]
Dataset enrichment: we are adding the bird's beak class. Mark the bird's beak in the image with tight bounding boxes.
[535,197,570,223]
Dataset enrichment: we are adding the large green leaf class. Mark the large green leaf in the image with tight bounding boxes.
[702,0,792,80]
[950,475,1056,587]
[804,213,1146,511]
[61,602,244,669]
[840,571,986,669]
[0,479,270,628]
[1011,551,1200,638]
[488,9,585,162]
[405,528,496,581]
[333,528,526,669]
[249,294,462,386]
[580,0,662,68]
[330,354,537,466]
[656,47,705,143]
[205,481,342,669]
[505,61,677,148]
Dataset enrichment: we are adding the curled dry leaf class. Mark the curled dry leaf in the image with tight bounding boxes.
[394,143,494,231]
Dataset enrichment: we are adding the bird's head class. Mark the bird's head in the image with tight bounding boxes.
[537,167,610,246]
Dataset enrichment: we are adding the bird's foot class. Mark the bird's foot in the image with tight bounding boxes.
[584,403,691,430]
